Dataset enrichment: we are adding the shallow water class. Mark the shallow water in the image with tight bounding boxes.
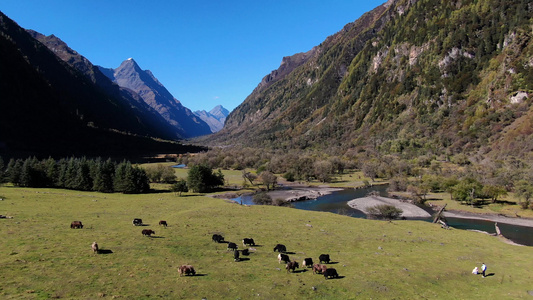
[234,185,533,246]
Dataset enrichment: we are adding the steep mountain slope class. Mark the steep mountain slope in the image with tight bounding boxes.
[212,0,533,159]
[27,30,181,140]
[0,11,202,157]
[99,59,212,138]
[194,105,230,133]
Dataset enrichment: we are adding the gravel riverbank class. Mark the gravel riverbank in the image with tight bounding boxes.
[347,196,432,218]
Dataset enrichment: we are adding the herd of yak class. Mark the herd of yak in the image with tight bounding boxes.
[211,234,340,279]
[71,219,340,280]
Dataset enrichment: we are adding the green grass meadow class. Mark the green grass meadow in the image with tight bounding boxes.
[1,185,533,299]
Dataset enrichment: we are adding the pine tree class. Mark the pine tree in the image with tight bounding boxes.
[7,158,23,186]
[64,158,79,189]
[113,160,129,193]
[73,157,92,191]
[44,157,58,187]
[56,158,68,188]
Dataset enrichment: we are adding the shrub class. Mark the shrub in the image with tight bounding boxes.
[366,204,403,220]
[171,179,188,196]
[252,192,272,205]
[283,171,295,182]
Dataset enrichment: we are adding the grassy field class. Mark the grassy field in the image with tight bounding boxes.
[1,185,533,299]
[424,192,533,219]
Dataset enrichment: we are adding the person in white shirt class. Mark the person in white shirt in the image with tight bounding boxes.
[481,263,487,277]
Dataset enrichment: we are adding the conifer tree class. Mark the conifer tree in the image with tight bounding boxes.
[6,158,23,186]
[93,159,115,193]
[73,157,92,191]
[44,157,58,187]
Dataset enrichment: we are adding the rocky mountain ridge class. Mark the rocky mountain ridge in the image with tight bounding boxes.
[99,59,212,138]
[28,30,181,140]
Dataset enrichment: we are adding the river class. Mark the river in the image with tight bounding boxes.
[234,185,533,246]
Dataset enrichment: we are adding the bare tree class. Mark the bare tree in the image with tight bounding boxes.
[242,170,257,186]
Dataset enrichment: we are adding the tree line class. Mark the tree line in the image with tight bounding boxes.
[0,156,149,194]
[180,147,533,210]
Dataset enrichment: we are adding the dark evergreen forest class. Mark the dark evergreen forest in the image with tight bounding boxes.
[0,156,150,194]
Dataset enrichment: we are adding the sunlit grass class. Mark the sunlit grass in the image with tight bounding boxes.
[1,185,532,299]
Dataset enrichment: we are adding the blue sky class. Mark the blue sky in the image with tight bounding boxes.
[2,1,385,112]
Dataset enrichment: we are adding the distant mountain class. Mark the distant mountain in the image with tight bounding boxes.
[27,30,181,140]
[210,0,533,159]
[99,59,212,138]
[194,105,230,133]
[0,11,203,157]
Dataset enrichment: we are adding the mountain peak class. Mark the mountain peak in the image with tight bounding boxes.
[209,105,229,119]
[100,59,212,138]
[194,105,230,133]
[119,57,140,69]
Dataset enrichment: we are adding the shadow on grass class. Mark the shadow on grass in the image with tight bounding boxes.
[150,236,165,239]
[284,251,296,255]
[145,189,172,194]
[97,249,113,254]
[485,273,496,277]
[236,258,250,262]
[326,261,339,265]
[193,274,208,277]
[291,269,307,274]
[325,276,345,280]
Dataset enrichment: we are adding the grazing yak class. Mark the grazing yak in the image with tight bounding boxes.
[278,253,290,264]
[178,265,196,276]
[159,220,168,227]
[241,249,250,256]
[313,264,327,274]
[132,218,143,226]
[91,241,99,254]
[323,268,339,279]
[302,258,314,268]
[233,250,240,262]
[242,238,255,246]
[286,261,299,273]
[142,229,155,236]
[227,242,238,251]
[212,234,224,243]
[319,254,331,264]
[70,221,83,229]
[273,244,287,253]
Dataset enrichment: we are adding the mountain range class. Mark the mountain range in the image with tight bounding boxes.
[209,0,533,160]
[0,11,206,157]
[2,0,532,160]
[98,59,212,138]
[193,105,229,133]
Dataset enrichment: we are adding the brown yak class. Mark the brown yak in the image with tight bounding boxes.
[178,265,196,276]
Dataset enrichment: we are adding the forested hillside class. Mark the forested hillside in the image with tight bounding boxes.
[212,0,533,161]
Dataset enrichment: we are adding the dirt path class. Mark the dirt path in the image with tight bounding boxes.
[443,210,533,228]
